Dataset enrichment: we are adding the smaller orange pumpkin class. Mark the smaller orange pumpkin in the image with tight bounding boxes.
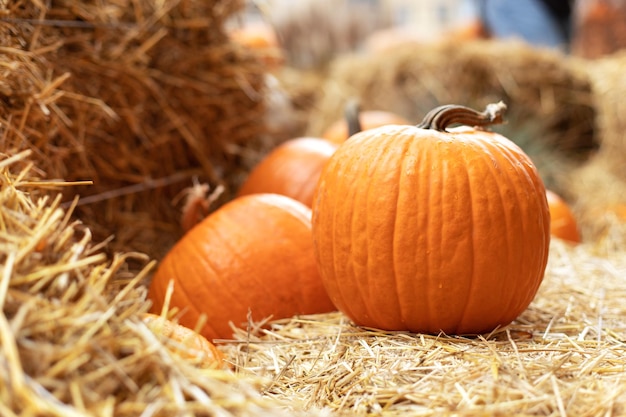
[546,189,581,243]
[142,313,225,369]
[148,193,336,341]
[321,103,409,144]
[237,138,338,207]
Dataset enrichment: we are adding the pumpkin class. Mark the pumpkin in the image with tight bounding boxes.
[237,137,338,207]
[363,27,424,54]
[321,105,410,144]
[545,189,581,243]
[142,313,225,369]
[148,193,335,341]
[228,22,284,69]
[444,19,489,42]
[603,204,626,222]
[312,102,550,335]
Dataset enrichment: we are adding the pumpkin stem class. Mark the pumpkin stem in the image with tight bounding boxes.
[417,101,507,131]
[345,99,363,137]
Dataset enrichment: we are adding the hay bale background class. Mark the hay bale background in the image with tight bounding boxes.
[264,67,328,144]
[306,39,597,194]
[584,51,626,178]
[1,0,272,260]
[553,51,626,242]
[570,160,626,244]
[267,0,391,71]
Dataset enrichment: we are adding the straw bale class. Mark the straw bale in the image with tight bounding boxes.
[0,151,333,417]
[265,67,329,141]
[553,52,626,243]
[307,39,597,191]
[267,0,391,71]
[0,0,272,259]
[584,51,626,179]
[566,155,626,244]
[224,238,626,416]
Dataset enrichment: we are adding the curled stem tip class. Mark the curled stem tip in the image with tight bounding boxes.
[417,101,507,131]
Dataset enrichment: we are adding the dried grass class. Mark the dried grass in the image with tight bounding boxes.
[555,51,626,242]
[567,156,626,244]
[0,148,329,417]
[1,0,271,260]
[584,51,626,179]
[225,237,626,416]
[306,39,597,192]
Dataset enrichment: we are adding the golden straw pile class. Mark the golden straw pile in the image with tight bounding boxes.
[225,235,626,416]
[0,151,331,417]
[587,51,626,171]
[561,51,626,241]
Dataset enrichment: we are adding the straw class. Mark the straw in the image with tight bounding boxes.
[0,147,329,417]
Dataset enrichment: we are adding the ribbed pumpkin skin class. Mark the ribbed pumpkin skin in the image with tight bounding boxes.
[312,125,550,335]
[148,193,335,341]
[237,138,338,207]
[546,190,581,243]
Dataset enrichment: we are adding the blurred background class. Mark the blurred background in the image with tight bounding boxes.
[3,0,626,259]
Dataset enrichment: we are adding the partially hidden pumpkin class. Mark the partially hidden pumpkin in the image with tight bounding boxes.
[321,107,410,144]
[228,22,284,69]
[142,313,225,369]
[312,102,550,335]
[545,189,582,244]
[148,193,335,341]
[237,137,338,207]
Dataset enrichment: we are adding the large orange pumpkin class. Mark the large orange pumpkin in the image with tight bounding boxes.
[148,193,335,341]
[312,102,550,335]
[237,137,338,207]
[545,189,581,243]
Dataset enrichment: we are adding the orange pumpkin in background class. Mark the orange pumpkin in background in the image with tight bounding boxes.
[148,193,335,341]
[546,189,582,244]
[142,313,226,369]
[363,27,424,54]
[322,108,410,144]
[228,21,284,69]
[603,204,626,222]
[237,137,338,207]
[312,102,550,335]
